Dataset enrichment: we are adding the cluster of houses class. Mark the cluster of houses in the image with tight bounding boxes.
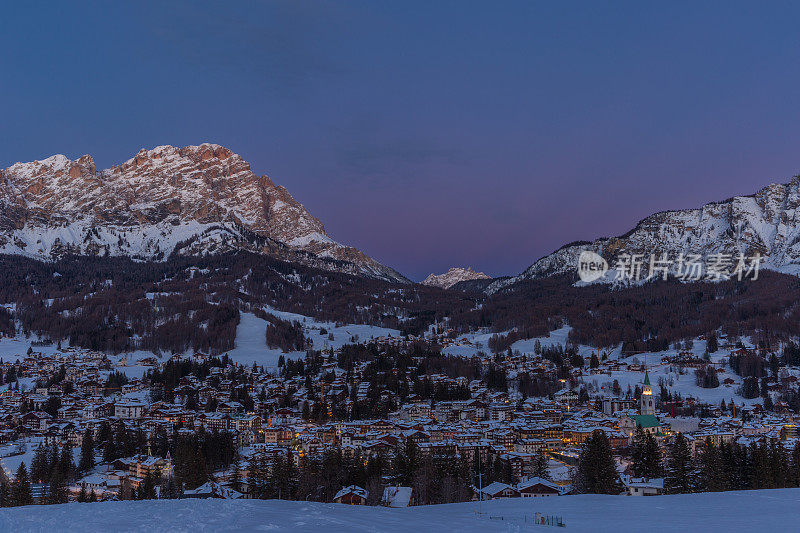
[0,339,797,504]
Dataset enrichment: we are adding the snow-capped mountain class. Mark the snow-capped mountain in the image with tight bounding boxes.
[0,144,406,283]
[421,267,490,289]
[489,175,800,291]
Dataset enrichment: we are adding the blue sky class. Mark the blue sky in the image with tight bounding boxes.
[3,1,800,280]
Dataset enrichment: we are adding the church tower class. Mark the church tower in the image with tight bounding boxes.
[640,370,654,415]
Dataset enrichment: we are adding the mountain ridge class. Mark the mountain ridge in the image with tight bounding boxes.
[489,175,800,292]
[0,143,407,283]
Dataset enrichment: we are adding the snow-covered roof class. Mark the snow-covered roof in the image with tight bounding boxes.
[334,485,368,501]
[382,486,412,507]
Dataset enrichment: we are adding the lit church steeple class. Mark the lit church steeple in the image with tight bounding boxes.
[640,370,654,415]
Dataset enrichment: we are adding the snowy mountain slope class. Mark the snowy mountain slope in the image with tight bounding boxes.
[0,144,406,283]
[226,311,400,370]
[490,175,800,291]
[2,489,799,533]
[421,267,490,289]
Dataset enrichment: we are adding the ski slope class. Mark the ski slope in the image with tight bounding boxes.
[226,311,400,370]
[0,307,400,377]
[1,489,799,532]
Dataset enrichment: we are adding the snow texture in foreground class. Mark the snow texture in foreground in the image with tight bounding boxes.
[1,489,799,533]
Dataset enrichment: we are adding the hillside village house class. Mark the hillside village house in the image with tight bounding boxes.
[553,389,578,407]
[625,477,664,496]
[114,401,145,419]
[334,485,368,505]
[517,477,563,497]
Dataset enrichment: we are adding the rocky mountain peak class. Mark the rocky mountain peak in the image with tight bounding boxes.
[0,144,406,283]
[489,174,800,292]
[421,267,490,289]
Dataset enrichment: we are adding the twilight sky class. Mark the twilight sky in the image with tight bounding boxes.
[3,2,800,280]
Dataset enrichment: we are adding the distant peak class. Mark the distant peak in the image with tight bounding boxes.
[421,266,490,289]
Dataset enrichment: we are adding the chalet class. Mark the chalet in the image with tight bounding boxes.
[417,440,457,457]
[85,401,114,419]
[475,481,520,500]
[517,477,562,497]
[554,389,578,406]
[270,408,295,425]
[113,455,172,479]
[218,401,244,414]
[403,403,432,421]
[515,438,548,453]
[22,411,52,432]
[625,477,664,496]
[334,485,368,505]
[76,472,120,498]
[401,429,430,444]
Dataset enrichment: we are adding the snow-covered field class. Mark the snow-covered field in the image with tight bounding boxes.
[440,326,616,360]
[225,312,304,370]
[0,436,82,481]
[0,305,400,376]
[1,489,799,532]
[259,307,400,352]
[226,311,400,370]
[441,325,771,406]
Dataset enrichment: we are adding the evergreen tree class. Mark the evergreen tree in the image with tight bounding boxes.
[77,484,87,503]
[48,446,59,478]
[247,454,268,499]
[502,459,515,484]
[395,439,419,485]
[769,441,787,489]
[791,442,800,488]
[88,489,97,502]
[141,471,158,500]
[59,444,75,481]
[697,440,725,492]
[230,459,243,492]
[533,450,549,479]
[47,471,68,504]
[664,433,693,493]
[78,431,95,473]
[31,444,50,483]
[0,482,9,507]
[12,462,33,506]
[707,333,718,353]
[630,427,645,475]
[642,431,662,478]
[733,441,750,490]
[162,476,180,499]
[764,394,774,411]
[103,430,117,463]
[630,427,662,478]
[574,431,621,494]
[491,455,504,483]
